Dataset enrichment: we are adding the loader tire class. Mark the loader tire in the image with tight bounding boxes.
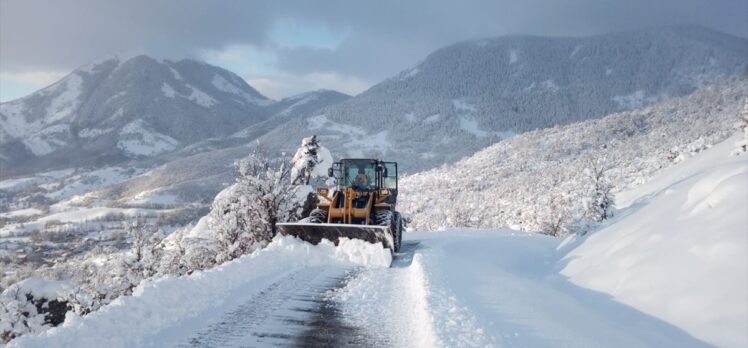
[375,210,393,226]
[375,210,401,252]
[393,211,403,253]
[305,209,328,224]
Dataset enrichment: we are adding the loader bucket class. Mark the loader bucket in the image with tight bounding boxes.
[277,222,394,251]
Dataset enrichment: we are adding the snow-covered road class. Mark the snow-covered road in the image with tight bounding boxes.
[10,231,715,348]
[8,230,721,348]
[162,230,712,347]
[379,231,710,347]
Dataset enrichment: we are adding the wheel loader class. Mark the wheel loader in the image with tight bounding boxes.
[277,158,403,252]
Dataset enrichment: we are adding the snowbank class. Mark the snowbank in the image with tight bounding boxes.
[8,235,390,347]
[13,278,74,300]
[562,134,748,348]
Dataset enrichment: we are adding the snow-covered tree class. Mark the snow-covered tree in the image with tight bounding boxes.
[209,147,305,263]
[125,217,162,279]
[538,193,571,237]
[290,135,333,217]
[291,135,328,185]
[734,97,748,155]
[584,158,615,222]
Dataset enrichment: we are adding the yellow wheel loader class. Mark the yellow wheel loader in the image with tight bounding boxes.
[277,158,403,252]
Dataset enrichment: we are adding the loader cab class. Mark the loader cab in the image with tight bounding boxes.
[328,158,398,192]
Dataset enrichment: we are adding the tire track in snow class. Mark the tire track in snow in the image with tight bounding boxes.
[177,266,377,347]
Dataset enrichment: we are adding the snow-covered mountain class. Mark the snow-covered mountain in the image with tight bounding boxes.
[257,25,748,171]
[0,55,275,176]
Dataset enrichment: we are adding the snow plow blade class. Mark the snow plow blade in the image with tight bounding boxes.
[277,222,394,251]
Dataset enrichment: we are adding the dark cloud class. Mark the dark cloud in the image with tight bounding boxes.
[1,0,746,88]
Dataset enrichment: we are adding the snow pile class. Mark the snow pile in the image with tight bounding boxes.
[12,278,74,300]
[562,134,748,348]
[329,253,438,347]
[7,235,389,347]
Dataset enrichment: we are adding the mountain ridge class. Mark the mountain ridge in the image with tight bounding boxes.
[253,25,747,171]
[0,56,349,177]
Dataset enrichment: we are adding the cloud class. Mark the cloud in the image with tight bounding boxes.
[1,71,67,87]
[0,70,68,101]
[247,72,368,100]
[1,0,746,99]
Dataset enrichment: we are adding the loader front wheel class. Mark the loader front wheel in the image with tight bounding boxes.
[303,209,328,223]
[375,210,401,252]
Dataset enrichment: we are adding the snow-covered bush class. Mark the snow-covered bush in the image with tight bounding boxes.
[0,278,71,343]
[208,147,307,263]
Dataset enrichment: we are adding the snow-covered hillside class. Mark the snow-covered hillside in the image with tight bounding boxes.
[400,79,747,233]
[561,134,748,348]
[9,130,745,345]
[8,133,744,347]
[256,25,748,171]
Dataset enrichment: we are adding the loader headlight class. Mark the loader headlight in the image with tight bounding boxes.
[380,188,390,196]
[317,187,329,196]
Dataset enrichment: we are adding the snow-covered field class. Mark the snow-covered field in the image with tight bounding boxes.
[8,134,746,347]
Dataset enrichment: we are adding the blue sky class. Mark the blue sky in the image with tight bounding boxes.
[1,0,746,102]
